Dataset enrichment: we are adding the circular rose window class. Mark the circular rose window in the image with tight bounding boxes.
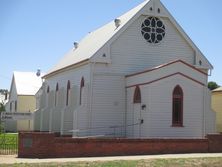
[141,17,165,44]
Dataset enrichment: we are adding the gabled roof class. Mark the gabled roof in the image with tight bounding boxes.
[212,87,222,92]
[12,72,43,96]
[126,59,208,78]
[45,0,213,78]
[45,0,150,77]
[126,59,207,88]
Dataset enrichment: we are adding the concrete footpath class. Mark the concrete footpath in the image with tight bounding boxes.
[1,153,222,164]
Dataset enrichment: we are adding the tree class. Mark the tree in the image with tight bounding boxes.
[0,89,8,94]
[208,81,220,91]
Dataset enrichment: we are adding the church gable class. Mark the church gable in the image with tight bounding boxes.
[45,0,212,77]
[108,15,195,74]
[92,0,212,73]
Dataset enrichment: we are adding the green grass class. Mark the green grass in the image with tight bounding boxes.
[0,133,18,152]
[0,133,18,138]
[1,157,222,167]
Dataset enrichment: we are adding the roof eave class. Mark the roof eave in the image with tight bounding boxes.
[43,59,90,79]
[126,59,208,78]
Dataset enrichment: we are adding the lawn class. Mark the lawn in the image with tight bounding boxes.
[1,157,222,167]
[0,133,18,154]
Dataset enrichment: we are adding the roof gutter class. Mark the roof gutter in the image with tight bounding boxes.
[43,59,90,79]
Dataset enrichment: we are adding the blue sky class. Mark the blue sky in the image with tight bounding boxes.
[0,0,222,90]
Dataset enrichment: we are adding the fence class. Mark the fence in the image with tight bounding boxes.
[0,133,18,155]
[0,119,18,155]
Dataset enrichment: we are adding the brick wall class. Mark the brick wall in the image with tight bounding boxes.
[19,132,222,158]
[52,138,208,158]
[207,134,222,153]
[18,132,56,158]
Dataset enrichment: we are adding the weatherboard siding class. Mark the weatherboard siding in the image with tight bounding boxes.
[205,88,216,134]
[43,64,91,135]
[126,62,207,88]
[9,79,17,113]
[91,75,125,137]
[46,64,90,91]
[50,88,65,133]
[212,92,222,132]
[94,16,195,75]
[126,74,205,138]
[5,80,18,132]
[90,14,205,138]
[17,95,36,131]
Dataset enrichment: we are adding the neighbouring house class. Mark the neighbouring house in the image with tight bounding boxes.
[0,90,9,106]
[5,72,42,132]
[212,87,222,133]
[34,0,216,138]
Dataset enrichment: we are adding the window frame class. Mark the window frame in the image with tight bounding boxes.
[80,77,85,105]
[55,83,59,107]
[172,85,183,127]
[47,86,50,93]
[15,100,17,112]
[133,86,141,104]
[10,102,12,111]
[66,80,71,106]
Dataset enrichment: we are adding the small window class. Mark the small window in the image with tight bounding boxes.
[172,85,183,126]
[10,102,12,111]
[55,83,59,106]
[15,101,17,112]
[133,86,141,103]
[66,80,71,106]
[47,86,50,93]
[80,77,85,105]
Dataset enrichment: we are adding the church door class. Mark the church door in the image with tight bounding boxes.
[133,86,142,138]
[133,103,142,138]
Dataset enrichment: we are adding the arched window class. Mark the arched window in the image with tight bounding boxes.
[10,102,12,111]
[172,85,183,126]
[80,77,84,105]
[133,86,141,103]
[55,83,59,106]
[47,86,50,93]
[15,101,17,112]
[45,86,50,107]
[66,80,71,106]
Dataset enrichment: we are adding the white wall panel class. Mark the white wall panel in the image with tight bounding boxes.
[91,75,125,137]
[127,74,205,138]
[95,16,195,75]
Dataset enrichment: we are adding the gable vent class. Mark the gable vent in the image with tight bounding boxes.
[114,19,121,28]
[73,42,79,49]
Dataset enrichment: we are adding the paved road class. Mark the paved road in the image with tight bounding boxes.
[1,153,222,164]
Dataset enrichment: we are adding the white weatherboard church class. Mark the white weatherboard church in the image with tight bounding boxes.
[34,0,216,138]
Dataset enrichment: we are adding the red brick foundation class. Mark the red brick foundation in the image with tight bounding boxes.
[207,134,222,153]
[18,132,222,158]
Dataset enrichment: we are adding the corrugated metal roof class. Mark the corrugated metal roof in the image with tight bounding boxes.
[212,87,222,92]
[45,0,150,76]
[13,71,43,95]
[45,0,213,77]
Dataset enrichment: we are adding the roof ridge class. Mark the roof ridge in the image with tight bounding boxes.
[45,0,151,77]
